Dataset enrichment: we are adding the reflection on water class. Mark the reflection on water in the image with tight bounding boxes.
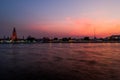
[0,43,120,80]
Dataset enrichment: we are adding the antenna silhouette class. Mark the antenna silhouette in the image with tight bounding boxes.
[93,26,96,39]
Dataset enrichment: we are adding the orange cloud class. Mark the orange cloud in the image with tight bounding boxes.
[27,16,120,38]
[66,17,120,37]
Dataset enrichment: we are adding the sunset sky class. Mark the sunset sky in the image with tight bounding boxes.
[0,0,120,38]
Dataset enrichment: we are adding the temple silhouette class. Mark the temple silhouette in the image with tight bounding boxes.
[11,27,17,41]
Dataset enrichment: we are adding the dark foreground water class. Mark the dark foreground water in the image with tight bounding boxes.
[0,43,120,80]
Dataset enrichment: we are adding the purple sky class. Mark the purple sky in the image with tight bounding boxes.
[0,0,120,38]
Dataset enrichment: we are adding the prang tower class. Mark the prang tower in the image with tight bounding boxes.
[11,27,17,41]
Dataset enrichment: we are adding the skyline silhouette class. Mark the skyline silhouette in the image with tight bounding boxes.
[0,27,120,43]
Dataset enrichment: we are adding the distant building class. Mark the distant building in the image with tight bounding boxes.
[110,35,120,40]
[11,27,17,41]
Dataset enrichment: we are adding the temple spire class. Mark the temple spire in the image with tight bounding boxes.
[11,27,17,41]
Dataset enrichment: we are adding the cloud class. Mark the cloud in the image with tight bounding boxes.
[65,16,120,37]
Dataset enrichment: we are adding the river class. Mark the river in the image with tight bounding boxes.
[0,43,120,80]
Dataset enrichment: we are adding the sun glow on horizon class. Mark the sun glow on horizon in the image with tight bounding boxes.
[1,0,120,38]
[27,16,120,38]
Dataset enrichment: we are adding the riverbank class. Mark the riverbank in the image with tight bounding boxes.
[0,40,120,44]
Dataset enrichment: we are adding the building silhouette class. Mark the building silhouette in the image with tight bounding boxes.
[109,35,120,41]
[11,27,17,41]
